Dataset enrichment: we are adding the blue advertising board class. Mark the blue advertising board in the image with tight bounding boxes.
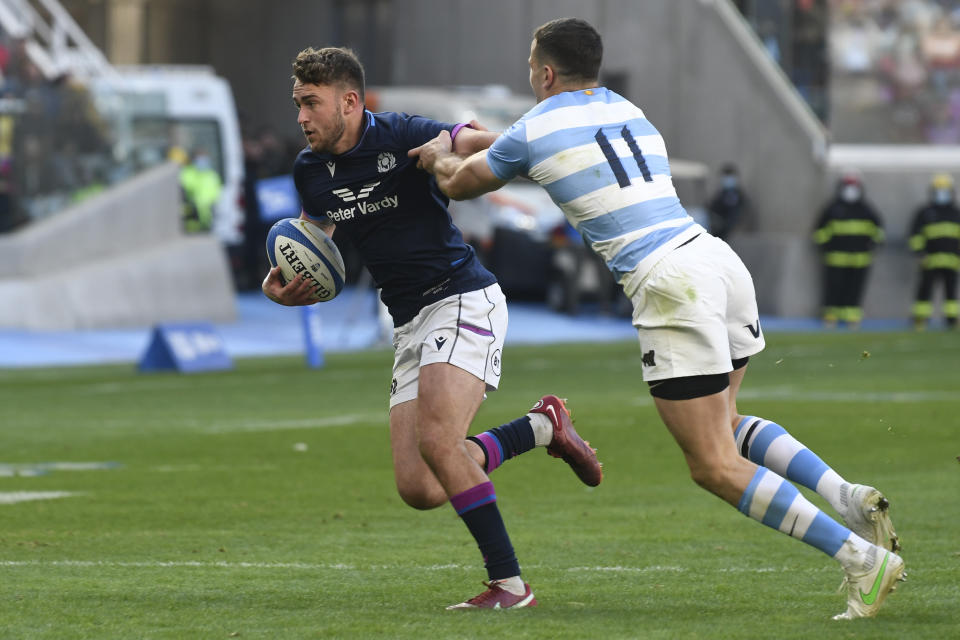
[139,323,234,373]
[256,174,301,224]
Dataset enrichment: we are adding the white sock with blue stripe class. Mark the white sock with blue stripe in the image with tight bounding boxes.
[738,467,872,567]
[735,416,849,516]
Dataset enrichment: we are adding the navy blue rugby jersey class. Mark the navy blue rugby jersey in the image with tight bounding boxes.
[294,110,496,326]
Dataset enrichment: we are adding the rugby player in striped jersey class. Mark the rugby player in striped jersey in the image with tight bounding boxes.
[412,17,904,619]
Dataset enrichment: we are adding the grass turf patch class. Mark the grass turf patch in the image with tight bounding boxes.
[0,331,958,638]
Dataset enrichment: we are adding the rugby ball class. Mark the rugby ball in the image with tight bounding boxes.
[266,218,346,302]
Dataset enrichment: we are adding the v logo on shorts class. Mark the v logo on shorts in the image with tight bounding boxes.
[745,319,762,338]
[434,336,447,350]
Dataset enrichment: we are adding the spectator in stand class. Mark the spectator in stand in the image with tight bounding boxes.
[909,172,960,329]
[1,37,29,97]
[257,126,291,178]
[813,172,885,329]
[707,163,749,241]
[240,130,266,289]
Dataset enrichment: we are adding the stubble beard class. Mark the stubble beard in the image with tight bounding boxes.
[310,107,346,155]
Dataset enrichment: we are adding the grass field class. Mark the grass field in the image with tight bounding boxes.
[1,330,958,639]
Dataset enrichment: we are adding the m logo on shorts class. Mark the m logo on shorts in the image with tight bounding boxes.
[390,378,398,395]
[434,336,447,350]
[491,349,501,376]
[642,350,656,367]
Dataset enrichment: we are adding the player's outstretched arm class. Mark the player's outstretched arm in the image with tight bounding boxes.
[410,131,506,201]
[451,121,499,156]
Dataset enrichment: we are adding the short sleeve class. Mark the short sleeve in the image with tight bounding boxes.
[397,114,454,148]
[486,119,530,182]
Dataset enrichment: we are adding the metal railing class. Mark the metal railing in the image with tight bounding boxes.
[0,0,116,80]
[706,0,829,158]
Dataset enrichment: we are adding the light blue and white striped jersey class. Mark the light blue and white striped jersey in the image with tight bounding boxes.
[486,87,704,295]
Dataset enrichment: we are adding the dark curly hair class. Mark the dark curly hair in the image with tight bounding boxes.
[292,47,365,102]
[533,18,603,82]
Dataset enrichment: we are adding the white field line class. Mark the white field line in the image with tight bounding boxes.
[8,413,385,433]
[0,559,838,575]
[630,388,957,406]
[0,491,80,505]
[148,463,279,473]
[201,413,383,434]
[67,370,375,396]
[735,388,958,403]
[0,462,120,474]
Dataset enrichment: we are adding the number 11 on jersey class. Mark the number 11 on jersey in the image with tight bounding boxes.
[595,126,654,188]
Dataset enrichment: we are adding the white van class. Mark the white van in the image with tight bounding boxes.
[90,65,245,245]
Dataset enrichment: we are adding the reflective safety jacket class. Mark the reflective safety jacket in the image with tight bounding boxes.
[180,165,223,233]
[813,199,885,268]
[909,203,960,270]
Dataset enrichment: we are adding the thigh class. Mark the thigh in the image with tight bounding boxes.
[727,364,749,430]
[834,267,854,303]
[945,269,959,298]
[824,266,843,304]
[916,269,935,300]
[849,267,868,298]
[417,362,487,440]
[387,366,487,506]
[655,389,734,463]
[388,400,435,494]
[416,362,489,495]
[653,389,756,505]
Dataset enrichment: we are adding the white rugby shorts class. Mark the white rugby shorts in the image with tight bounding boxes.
[389,283,507,408]
[631,233,765,381]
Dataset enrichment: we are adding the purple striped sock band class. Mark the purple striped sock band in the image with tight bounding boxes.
[458,322,493,337]
[474,432,503,473]
[450,481,497,516]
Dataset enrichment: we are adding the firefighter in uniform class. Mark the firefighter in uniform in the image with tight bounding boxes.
[813,173,885,329]
[909,173,960,330]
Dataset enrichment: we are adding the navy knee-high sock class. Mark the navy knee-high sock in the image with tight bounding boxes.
[450,481,520,580]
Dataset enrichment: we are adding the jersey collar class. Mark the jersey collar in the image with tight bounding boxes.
[338,110,375,158]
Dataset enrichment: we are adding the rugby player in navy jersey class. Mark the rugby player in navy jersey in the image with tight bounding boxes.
[261,46,602,610]
[412,18,905,620]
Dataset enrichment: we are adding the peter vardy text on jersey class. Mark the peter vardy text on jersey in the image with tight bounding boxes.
[326,195,400,221]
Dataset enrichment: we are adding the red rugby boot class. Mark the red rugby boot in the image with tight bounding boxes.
[531,395,603,487]
[446,580,537,610]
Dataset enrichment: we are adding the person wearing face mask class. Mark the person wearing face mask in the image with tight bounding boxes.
[813,173,885,329]
[179,148,223,233]
[908,173,960,330]
[708,163,750,241]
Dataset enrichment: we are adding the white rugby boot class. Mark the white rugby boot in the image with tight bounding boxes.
[833,545,906,620]
[841,484,900,553]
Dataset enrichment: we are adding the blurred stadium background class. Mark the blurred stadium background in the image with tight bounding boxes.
[1,0,958,357]
[3,3,960,636]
